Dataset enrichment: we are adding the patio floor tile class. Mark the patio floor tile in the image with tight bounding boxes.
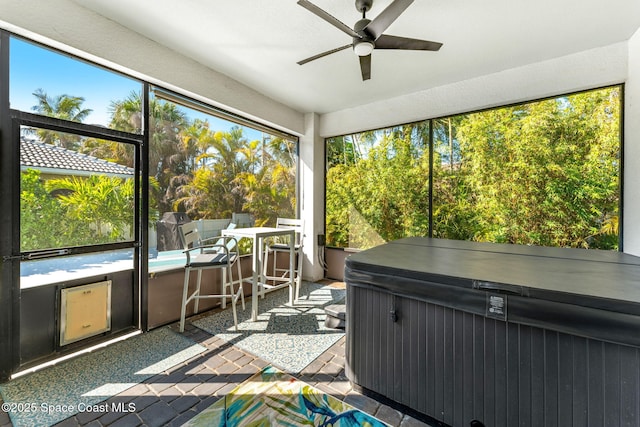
[1,282,440,427]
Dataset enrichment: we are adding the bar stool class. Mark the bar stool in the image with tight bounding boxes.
[178,222,245,332]
[262,218,304,300]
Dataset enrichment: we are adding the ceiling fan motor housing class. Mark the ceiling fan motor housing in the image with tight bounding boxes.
[354,18,373,39]
[356,0,374,13]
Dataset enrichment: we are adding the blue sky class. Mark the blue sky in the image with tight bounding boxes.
[9,37,263,140]
[10,37,140,126]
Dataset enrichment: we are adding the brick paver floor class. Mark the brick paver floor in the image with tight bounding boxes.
[0,285,435,427]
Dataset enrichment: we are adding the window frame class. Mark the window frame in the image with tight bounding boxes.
[324,84,624,251]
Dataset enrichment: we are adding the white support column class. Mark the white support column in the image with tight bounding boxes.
[624,28,640,255]
[299,112,325,281]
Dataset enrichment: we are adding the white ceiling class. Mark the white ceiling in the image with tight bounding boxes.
[23,0,640,115]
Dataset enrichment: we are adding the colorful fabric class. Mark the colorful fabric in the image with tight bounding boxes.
[183,366,388,426]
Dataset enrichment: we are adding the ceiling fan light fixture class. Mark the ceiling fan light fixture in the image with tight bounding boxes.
[353,41,374,56]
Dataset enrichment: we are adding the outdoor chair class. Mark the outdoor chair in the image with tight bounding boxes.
[262,217,305,301]
[178,222,245,332]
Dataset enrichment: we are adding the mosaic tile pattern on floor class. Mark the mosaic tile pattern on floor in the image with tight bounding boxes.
[0,281,436,427]
[0,327,206,427]
[192,281,346,372]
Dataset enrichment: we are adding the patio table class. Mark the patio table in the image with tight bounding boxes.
[222,226,295,321]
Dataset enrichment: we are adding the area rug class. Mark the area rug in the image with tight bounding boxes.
[192,282,345,373]
[182,365,387,426]
[0,327,206,427]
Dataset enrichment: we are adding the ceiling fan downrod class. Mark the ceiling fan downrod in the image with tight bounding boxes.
[356,0,373,14]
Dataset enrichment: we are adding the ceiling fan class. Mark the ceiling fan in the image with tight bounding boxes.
[297,0,443,81]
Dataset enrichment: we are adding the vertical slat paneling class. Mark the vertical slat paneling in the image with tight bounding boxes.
[587,340,605,427]
[620,345,639,427]
[462,311,474,424]
[403,298,414,408]
[416,298,427,414]
[530,327,545,427]
[494,319,508,427]
[360,287,370,388]
[473,314,484,423]
[380,288,390,394]
[366,287,376,390]
[506,322,520,427]
[361,287,369,388]
[393,295,403,403]
[371,286,381,393]
[345,285,640,427]
[358,287,368,388]
[544,330,559,427]
[349,286,358,384]
[603,342,620,426]
[345,285,355,382]
[442,304,454,425]
[572,337,588,427]
[558,333,573,426]
[434,304,445,420]
[426,301,436,417]
[518,325,532,426]
[385,291,395,399]
[452,309,465,427]
[483,318,496,427]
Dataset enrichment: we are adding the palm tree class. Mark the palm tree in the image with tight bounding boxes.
[175,126,253,218]
[109,92,189,213]
[31,89,93,149]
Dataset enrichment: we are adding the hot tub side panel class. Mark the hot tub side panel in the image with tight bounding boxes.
[346,282,640,427]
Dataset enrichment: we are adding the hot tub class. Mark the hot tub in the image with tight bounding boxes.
[345,237,640,427]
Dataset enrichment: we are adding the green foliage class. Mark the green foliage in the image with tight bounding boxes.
[106,95,298,228]
[172,128,296,224]
[435,87,620,249]
[327,87,621,250]
[23,88,298,254]
[326,124,430,248]
[20,170,95,250]
[45,175,135,241]
[21,170,135,251]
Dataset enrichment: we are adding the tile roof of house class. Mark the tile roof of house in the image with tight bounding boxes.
[20,137,134,177]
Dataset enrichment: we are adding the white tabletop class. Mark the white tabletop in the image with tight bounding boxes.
[223,226,294,238]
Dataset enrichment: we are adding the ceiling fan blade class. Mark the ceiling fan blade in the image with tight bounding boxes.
[297,44,352,65]
[359,54,371,81]
[375,34,443,51]
[364,0,414,39]
[297,0,362,39]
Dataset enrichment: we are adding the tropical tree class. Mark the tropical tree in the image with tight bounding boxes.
[174,126,254,218]
[44,175,135,242]
[440,87,620,248]
[20,169,92,251]
[326,124,430,248]
[109,92,189,213]
[327,87,621,250]
[30,88,93,149]
[239,136,297,225]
